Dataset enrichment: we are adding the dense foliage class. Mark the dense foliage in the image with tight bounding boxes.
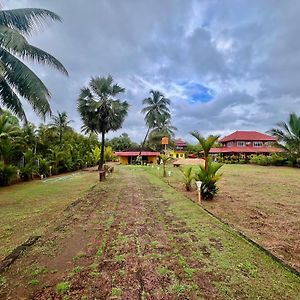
[0,7,67,120]
[78,76,129,170]
[0,111,99,186]
[269,113,300,167]
[191,132,223,200]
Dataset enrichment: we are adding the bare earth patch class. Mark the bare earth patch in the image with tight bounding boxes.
[166,163,300,272]
[0,166,299,299]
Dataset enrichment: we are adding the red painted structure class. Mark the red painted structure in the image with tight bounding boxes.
[209,131,282,156]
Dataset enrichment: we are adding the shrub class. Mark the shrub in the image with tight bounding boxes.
[20,163,36,181]
[0,163,17,186]
[194,161,223,200]
[182,166,193,191]
[38,159,50,176]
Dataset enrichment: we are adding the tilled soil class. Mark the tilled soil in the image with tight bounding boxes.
[0,166,299,300]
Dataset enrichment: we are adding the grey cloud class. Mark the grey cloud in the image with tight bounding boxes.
[3,0,300,143]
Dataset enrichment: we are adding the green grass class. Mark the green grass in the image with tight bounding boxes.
[124,165,300,299]
[0,171,98,260]
[56,281,70,294]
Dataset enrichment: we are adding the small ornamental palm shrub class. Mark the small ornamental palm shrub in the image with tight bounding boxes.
[0,163,18,186]
[194,161,223,200]
[160,154,172,177]
[182,166,194,191]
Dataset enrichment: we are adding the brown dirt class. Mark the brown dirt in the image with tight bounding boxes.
[0,168,220,300]
[168,165,300,272]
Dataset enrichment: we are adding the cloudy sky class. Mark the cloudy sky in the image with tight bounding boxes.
[5,0,300,143]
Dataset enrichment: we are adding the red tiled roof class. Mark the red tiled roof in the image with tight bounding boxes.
[220,131,276,142]
[175,138,187,146]
[209,147,282,154]
[115,151,160,157]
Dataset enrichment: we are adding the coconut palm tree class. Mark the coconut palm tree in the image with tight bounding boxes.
[141,90,171,147]
[0,112,20,163]
[49,111,73,146]
[78,76,128,171]
[190,131,220,170]
[269,113,300,165]
[0,7,68,120]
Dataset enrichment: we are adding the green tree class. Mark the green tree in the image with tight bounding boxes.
[0,7,68,120]
[49,111,73,146]
[182,166,194,191]
[190,131,220,170]
[141,90,171,147]
[191,132,223,200]
[78,76,128,171]
[0,111,20,163]
[160,154,171,177]
[148,115,177,150]
[108,133,137,151]
[269,113,300,166]
[194,161,223,200]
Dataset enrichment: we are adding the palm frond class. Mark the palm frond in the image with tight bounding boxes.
[0,8,61,35]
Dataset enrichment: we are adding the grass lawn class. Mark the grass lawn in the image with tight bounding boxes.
[0,171,99,260]
[1,165,299,299]
[160,163,300,271]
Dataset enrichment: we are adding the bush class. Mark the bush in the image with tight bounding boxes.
[194,161,223,200]
[20,163,36,181]
[182,166,193,191]
[38,159,50,176]
[0,163,18,186]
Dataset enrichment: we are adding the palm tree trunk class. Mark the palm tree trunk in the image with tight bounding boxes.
[139,126,150,156]
[99,131,105,171]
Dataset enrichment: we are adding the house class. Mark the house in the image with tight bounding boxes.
[209,131,282,157]
[169,138,187,159]
[115,147,160,165]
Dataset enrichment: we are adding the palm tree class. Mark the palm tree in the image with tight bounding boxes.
[269,113,300,165]
[78,76,129,171]
[190,131,220,170]
[141,90,171,147]
[0,112,20,163]
[0,7,68,120]
[194,162,223,200]
[49,111,73,146]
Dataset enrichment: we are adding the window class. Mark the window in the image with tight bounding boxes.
[227,142,233,147]
[253,142,263,147]
[237,141,245,147]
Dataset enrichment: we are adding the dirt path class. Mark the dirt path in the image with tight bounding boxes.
[0,166,299,299]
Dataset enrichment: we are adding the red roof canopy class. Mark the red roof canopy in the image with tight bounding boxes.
[209,146,282,154]
[175,138,187,147]
[115,151,160,157]
[220,131,276,142]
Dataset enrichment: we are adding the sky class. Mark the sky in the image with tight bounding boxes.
[5,0,300,143]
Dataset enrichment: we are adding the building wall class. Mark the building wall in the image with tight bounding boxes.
[147,156,157,164]
[223,141,272,147]
[119,156,128,165]
[169,150,186,159]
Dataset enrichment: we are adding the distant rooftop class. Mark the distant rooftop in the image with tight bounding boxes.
[220,131,276,142]
[174,138,187,146]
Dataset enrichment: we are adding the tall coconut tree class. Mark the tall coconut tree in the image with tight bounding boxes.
[148,115,177,150]
[49,111,73,146]
[269,113,300,165]
[141,90,171,147]
[0,7,68,121]
[78,76,128,171]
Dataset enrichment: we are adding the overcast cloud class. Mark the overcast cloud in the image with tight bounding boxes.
[5,0,300,142]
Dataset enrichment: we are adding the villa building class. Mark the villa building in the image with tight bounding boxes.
[170,138,187,159]
[209,131,282,157]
